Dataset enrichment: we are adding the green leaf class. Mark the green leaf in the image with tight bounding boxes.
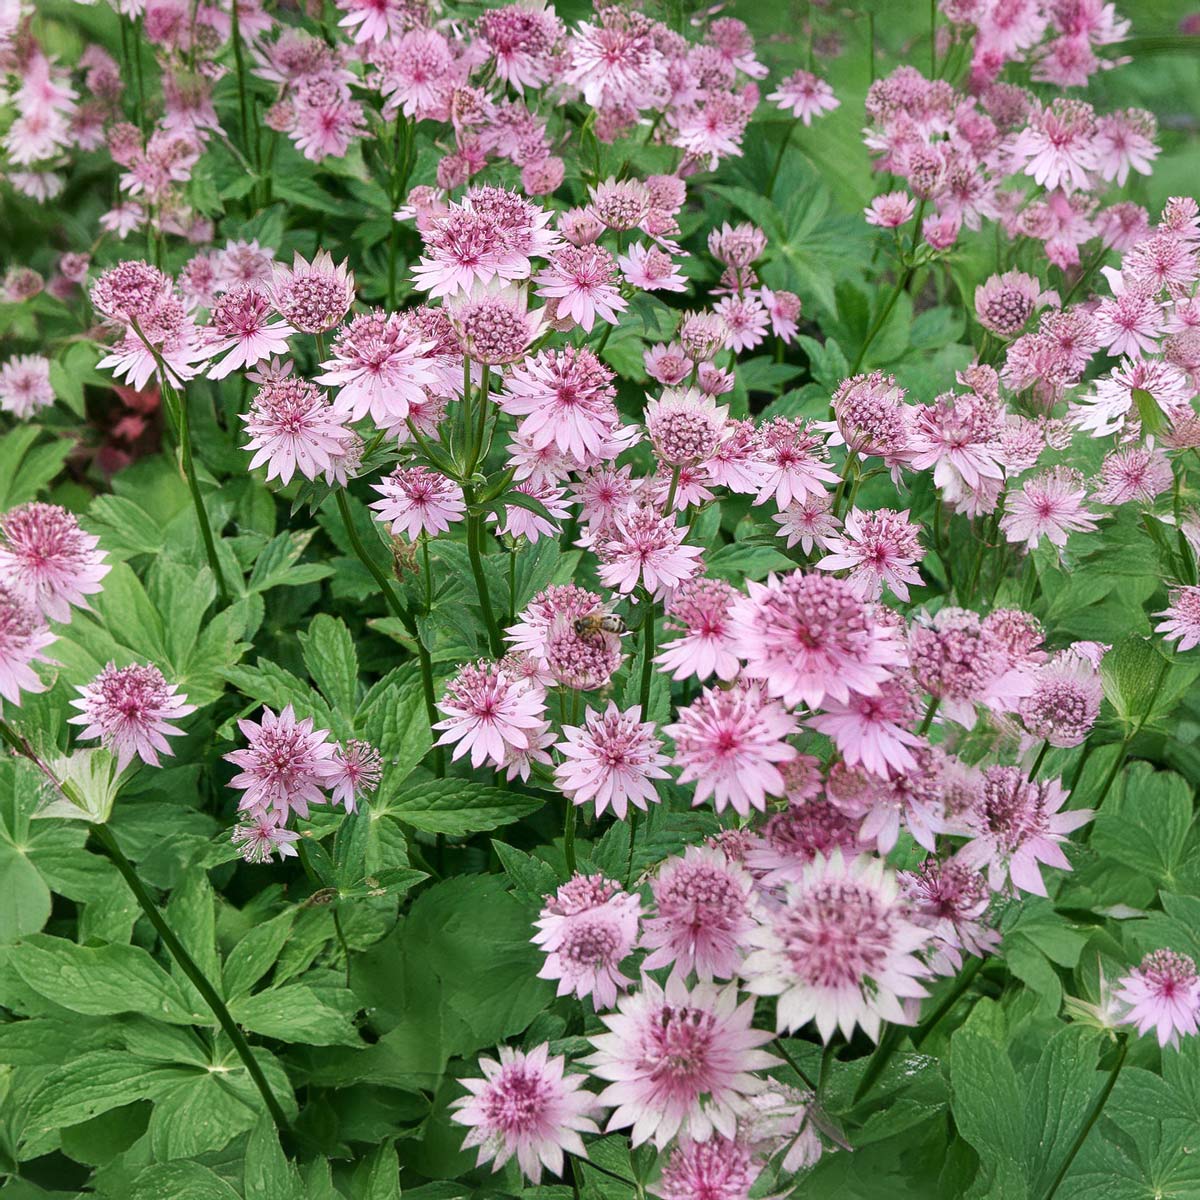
[299,614,359,714]
[222,911,295,1000]
[244,1119,300,1200]
[0,763,52,942]
[706,542,795,582]
[0,427,73,510]
[126,1161,243,1200]
[1100,635,1169,729]
[1131,387,1165,435]
[385,777,546,836]
[146,1070,259,1160]
[1091,764,1194,889]
[229,984,362,1046]
[492,840,560,904]
[247,529,334,594]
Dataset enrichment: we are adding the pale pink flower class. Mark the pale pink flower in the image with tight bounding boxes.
[377,29,459,119]
[533,873,642,1009]
[69,662,194,771]
[865,191,916,228]
[742,851,932,1042]
[585,973,778,1149]
[645,388,727,467]
[451,1045,600,1184]
[0,354,54,419]
[909,391,1005,503]
[753,417,838,509]
[535,244,627,333]
[241,370,357,486]
[772,494,842,554]
[1115,950,1200,1048]
[809,675,923,779]
[817,507,924,601]
[556,701,669,821]
[713,295,769,353]
[494,479,570,543]
[728,572,901,710]
[225,705,340,821]
[655,576,739,683]
[334,0,410,44]
[760,287,802,342]
[830,371,910,458]
[1094,109,1159,186]
[769,69,838,124]
[666,681,798,817]
[1071,358,1192,438]
[0,503,110,624]
[974,270,1051,338]
[564,10,666,110]
[644,343,694,386]
[596,506,704,598]
[326,740,382,811]
[202,285,294,379]
[827,752,945,855]
[316,309,438,425]
[678,311,728,363]
[1012,98,1099,192]
[434,659,547,770]
[707,419,765,495]
[652,1137,759,1200]
[448,285,544,366]
[642,846,756,981]
[899,858,1000,975]
[1157,586,1200,652]
[1019,650,1102,747]
[958,767,1092,896]
[506,584,624,692]
[0,584,55,705]
[230,812,301,865]
[478,5,562,92]
[1094,446,1173,506]
[269,251,354,335]
[1001,466,1099,550]
[618,243,688,293]
[370,467,466,540]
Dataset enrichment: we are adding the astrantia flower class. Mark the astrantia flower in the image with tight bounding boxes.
[713,295,770,353]
[434,659,547,770]
[596,506,704,598]
[769,69,838,124]
[652,1137,759,1200]
[564,9,666,110]
[753,418,838,509]
[817,507,924,601]
[865,191,916,228]
[1115,950,1200,1049]
[316,309,438,425]
[809,675,923,779]
[534,244,627,333]
[642,846,756,981]
[585,973,778,1149]
[451,1045,600,1184]
[1157,586,1200,652]
[533,873,642,1008]
[225,705,340,821]
[448,285,543,365]
[908,391,1005,505]
[477,4,562,92]
[270,251,354,335]
[1092,446,1173,506]
[326,739,382,812]
[0,503,110,624]
[830,371,909,458]
[0,584,55,705]
[1012,98,1099,192]
[0,354,55,419]
[958,767,1092,896]
[506,584,624,692]
[494,479,571,544]
[555,702,669,821]
[974,270,1050,338]
[1000,467,1099,550]
[202,284,294,379]
[772,494,842,554]
[230,812,300,865]
[370,466,466,540]
[90,260,173,325]
[69,662,194,771]
[645,388,728,468]
[728,572,900,710]
[666,682,798,817]
[1094,268,1162,359]
[618,243,688,293]
[1018,651,1102,747]
[241,371,357,486]
[655,576,739,683]
[899,857,1000,975]
[742,851,932,1042]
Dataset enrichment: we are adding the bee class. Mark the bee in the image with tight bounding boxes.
[573,611,628,639]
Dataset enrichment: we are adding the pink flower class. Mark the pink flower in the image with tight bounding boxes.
[376,29,459,120]
[655,576,740,683]
[1094,109,1159,186]
[334,0,410,44]
[532,873,642,1008]
[728,572,901,710]
[1019,650,1102,747]
[642,846,756,981]
[451,1045,600,1184]
[809,675,923,779]
[241,368,358,486]
[713,295,770,353]
[585,973,778,1149]
[899,858,1000,975]
[202,284,294,379]
[760,288,802,342]
[1115,950,1200,1048]
[617,243,688,292]
[753,417,838,509]
[0,503,110,623]
[909,391,1005,503]
[666,682,798,817]
[830,371,910,457]
[1012,98,1099,192]
[69,662,194,771]
[645,388,728,467]
[596,506,704,598]
[958,767,1092,896]
[555,701,669,821]
[816,507,924,601]
[772,494,841,554]
[90,260,173,325]
[769,69,838,124]
[974,270,1051,338]
[316,309,439,425]
[477,5,563,93]
[0,354,54,419]
[225,705,341,821]
[644,343,694,386]
[865,191,916,228]
[1000,467,1099,550]
[742,851,932,1042]
[1094,268,1163,360]
[326,739,382,811]
[534,244,627,333]
[0,584,55,705]
[828,753,945,854]
[506,584,624,692]
[269,251,354,335]
[434,659,547,770]
[652,1137,760,1200]
[493,479,571,543]
[448,285,544,366]
[371,466,466,540]
[564,10,666,109]
[230,811,300,865]
[500,348,618,463]
[1157,586,1200,652]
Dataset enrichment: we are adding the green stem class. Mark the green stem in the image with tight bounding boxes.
[564,801,577,875]
[1028,740,1050,781]
[917,696,939,736]
[1039,1037,1127,1200]
[662,465,681,517]
[1090,659,1168,810]
[638,595,656,716]
[766,120,797,201]
[173,377,230,603]
[228,0,255,171]
[465,494,504,658]
[850,269,911,374]
[772,1038,820,1092]
[929,0,937,75]
[89,822,291,1134]
[625,809,640,887]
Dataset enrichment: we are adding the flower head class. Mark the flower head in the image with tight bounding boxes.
[230,812,300,865]
[0,354,55,419]
[1001,467,1099,550]
[596,506,704,598]
[1115,950,1200,1048]
[0,584,55,706]
[652,1136,759,1200]
[203,284,294,379]
[506,584,624,691]
[270,251,355,335]
[1158,586,1200,653]
[535,244,627,333]
[435,659,547,770]
[769,69,838,123]
[817,507,924,601]
[645,388,728,467]
[655,576,739,683]
[327,739,382,812]
[371,466,466,540]
[753,418,838,509]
